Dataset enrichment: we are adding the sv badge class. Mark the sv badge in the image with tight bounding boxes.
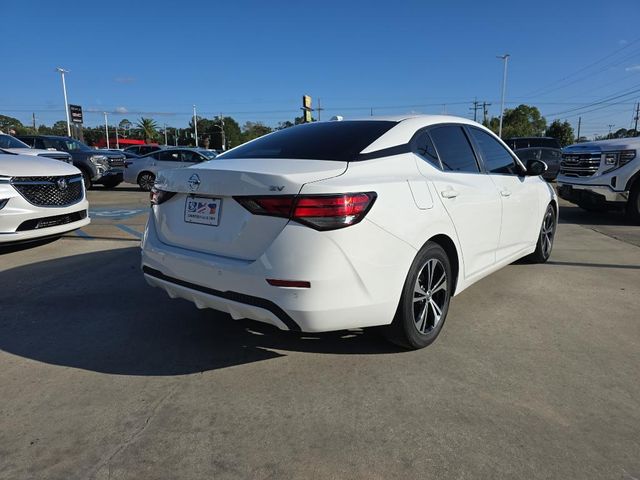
[269,185,285,192]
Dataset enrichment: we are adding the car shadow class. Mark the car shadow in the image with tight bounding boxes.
[0,247,401,376]
[558,204,635,226]
[0,236,61,254]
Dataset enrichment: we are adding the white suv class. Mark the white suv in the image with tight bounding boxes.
[141,116,557,349]
[558,137,640,222]
[0,133,72,164]
[0,152,89,244]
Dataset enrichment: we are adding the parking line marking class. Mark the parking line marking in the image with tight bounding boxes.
[75,229,93,240]
[116,224,143,239]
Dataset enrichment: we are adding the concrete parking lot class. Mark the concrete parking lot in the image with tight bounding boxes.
[1,184,639,479]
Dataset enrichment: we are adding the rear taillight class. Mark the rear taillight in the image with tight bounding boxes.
[150,187,176,206]
[235,192,376,231]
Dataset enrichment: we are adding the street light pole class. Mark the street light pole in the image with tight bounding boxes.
[56,67,72,137]
[193,105,198,147]
[497,54,510,138]
[164,123,168,146]
[103,112,110,149]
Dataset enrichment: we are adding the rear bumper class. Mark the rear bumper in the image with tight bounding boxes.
[557,182,628,206]
[141,213,416,332]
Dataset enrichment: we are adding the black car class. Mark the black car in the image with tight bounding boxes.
[17,135,126,189]
[505,137,562,181]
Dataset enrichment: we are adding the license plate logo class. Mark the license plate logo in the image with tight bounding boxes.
[184,197,221,226]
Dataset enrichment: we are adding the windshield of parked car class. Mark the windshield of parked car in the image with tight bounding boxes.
[0,134,30,149]
[218,121,397,161]
[49,138,91,151]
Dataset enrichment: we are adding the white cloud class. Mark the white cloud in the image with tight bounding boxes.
[625,65,640,72]
[115,106,128,114]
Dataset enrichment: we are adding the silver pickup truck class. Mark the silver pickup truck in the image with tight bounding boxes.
[557,137,640,223]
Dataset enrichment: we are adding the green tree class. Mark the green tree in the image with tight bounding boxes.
[545,120,575,147]
[135,117,159,142]
[276,120,294,130]
[488,104,546,138]
[119,119,132,138]
[242,122,272,143]
[0,114,23,133]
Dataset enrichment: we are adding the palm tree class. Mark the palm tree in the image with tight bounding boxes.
[135,117,159,143]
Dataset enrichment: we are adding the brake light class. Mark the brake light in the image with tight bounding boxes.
[150,187,176,205]
[235,192,376,231]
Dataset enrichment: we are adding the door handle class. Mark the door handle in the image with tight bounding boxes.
[440,189,459,199]
[500,190,511,197]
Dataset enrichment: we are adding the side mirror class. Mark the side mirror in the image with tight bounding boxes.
[526,159,548,176]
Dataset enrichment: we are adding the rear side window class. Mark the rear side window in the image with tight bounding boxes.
[158,151,180,162]
[429,126,480,173]
[412,130,441,169]
[469,128,518,175]
[218,121,397,161]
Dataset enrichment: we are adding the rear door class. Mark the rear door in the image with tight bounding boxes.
[425,125,502,278]
[180,150,205,167]
[467,127,540,260]
[154,150,184,173]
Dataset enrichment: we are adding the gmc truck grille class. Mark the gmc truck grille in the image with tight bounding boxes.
[108,157,125,168]
[560,153,601,177]
[11,174,83,207]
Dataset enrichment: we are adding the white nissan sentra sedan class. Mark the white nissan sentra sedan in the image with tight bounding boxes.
[0,152,89,244]
[141,115,557,349]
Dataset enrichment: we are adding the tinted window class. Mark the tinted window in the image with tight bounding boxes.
[158,151,181,162]
[0,134,30,148]
[219,121,396,162]
[16,137,34,147]
[412,130,441,169]
[469,128,517,175]
[429,126,480,173]
[181,151,202,162]
[34,138,46,149]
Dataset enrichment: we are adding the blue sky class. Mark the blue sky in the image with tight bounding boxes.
[3,0,640,138]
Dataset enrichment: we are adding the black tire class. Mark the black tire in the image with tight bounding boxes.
[101,178,122,189]
[81,170,92,190]
[625,182,640,224]
[526,204,557,263]
[385,242,452,350]
[137,172,156,192]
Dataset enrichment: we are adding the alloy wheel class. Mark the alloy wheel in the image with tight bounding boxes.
[412,258,448,334]
[139,173,155,191]
[540,209,555,258]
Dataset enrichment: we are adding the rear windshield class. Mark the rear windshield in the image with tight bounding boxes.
[218,121,397,161]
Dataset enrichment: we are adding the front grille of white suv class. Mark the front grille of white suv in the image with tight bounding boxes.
[560,153,601,177]
[10,174,83,207]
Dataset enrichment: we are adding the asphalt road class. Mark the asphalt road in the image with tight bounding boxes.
[1,184,639,479]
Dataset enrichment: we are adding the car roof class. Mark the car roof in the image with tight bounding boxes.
[353,114,495,153]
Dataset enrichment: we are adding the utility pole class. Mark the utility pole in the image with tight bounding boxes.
[442,104,447,114]
[576,117,581,143]
[497,54,510,138]
[481,101,492,125]
[633,102,639,134]
[115,125,119,149]
[164,123,168,146]
[103,112,110,149]
[32,112,36,131]
[193,105,198,147]
[608,124,615,139]
[316,98,324,122]
[55,67,72,137]
[469,98,481,122]
[219,114,226,150]
[370,107,373,117]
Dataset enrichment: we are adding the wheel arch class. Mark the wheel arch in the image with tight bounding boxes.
[137,170,155,183]
[426,234,460,296]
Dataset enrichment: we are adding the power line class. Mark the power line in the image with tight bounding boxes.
[523,36,640,98]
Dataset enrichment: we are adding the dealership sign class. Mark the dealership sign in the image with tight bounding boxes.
[69,104,83,124]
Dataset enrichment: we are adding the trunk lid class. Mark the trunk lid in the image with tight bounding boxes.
[153,158,347,260]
